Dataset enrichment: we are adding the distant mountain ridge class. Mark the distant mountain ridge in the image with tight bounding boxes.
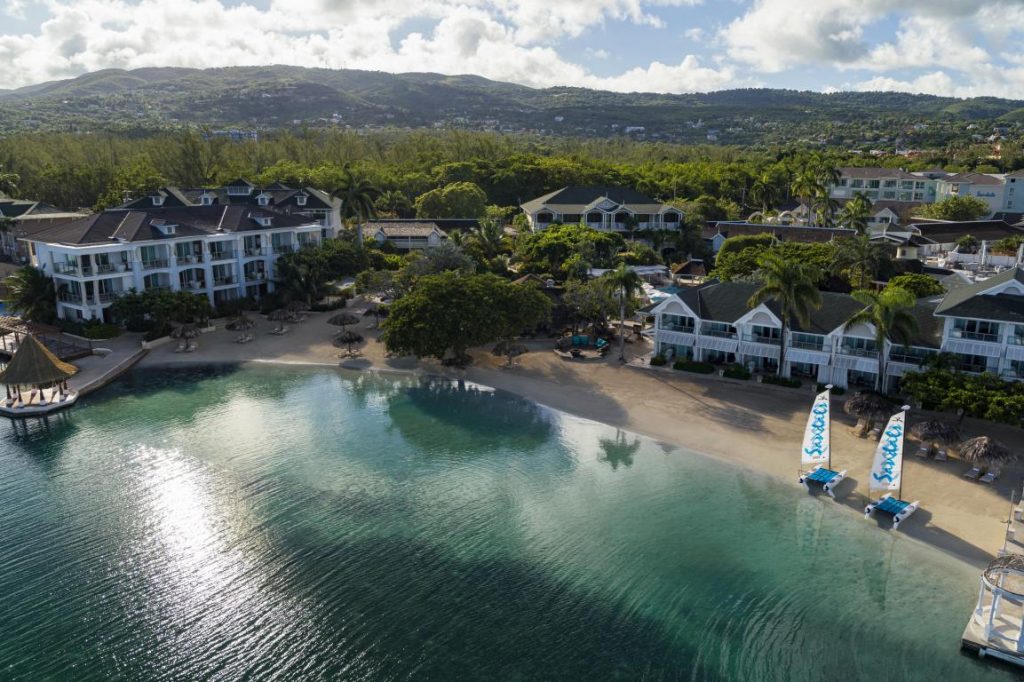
[2,65,1023,145]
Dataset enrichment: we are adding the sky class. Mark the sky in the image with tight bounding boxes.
[1,0,1023,97]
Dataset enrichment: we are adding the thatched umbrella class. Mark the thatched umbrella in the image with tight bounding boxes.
[492,340,529,367]
[226,313,254,331]
[959,436,1016,466]
[327,313,360,328]
[0,335,78,402]
[285,301,310,313]
[844,391,892,435]
[910,419,961,454]
[170,323,199,339]
[333,329,364,354]
[267,308,290,331]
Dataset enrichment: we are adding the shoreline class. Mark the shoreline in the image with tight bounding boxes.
[128,305,1024,569]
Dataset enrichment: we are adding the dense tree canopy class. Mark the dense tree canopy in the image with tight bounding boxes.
[514,224,624,278]
[887,273,945,298]
[414,182,488,219]
[914,195,990,221]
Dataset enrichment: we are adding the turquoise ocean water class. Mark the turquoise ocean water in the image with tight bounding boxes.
[0,365,1013,681]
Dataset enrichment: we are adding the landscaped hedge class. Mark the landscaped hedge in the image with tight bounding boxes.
[673,359,715,373]
[722,363,751,380]
[649,355,667,367]
[80,323,122,340]
[902,368,1024,426]
[763,375,802,389]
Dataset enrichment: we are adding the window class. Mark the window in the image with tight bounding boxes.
[882,191,896,199]
[151,195,164,207]
[662,314,694,332]
[842,337,878,355]
[953,319,1000,341]
[296,195,307,206]
[791,333,824,351]
[663,212,680,223]
[257,195,269,206]
[200,195,213,206]
[839,179,848,186]
[915,181,926,189]
[851,179,864,188]
[537,212,553,223]
[868,180,881,189]
[955,353,989,373]
[900,181,914,190]
[883,180,897,188]
[913,192,924,200]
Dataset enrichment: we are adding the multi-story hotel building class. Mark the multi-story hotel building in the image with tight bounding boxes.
[651,267,1024,391]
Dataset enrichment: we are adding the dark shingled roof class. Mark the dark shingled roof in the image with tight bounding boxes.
[520,186,668,213]
[24,205,316,246]
[908,220,1024,244]
[934,267,1024,323]
[705,222,856,243]
[370,221,447,238]
[672,259,707,277]
[120,183,336,213]
[671,282,865,334]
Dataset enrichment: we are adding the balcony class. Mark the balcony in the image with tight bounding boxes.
[839,345,879,358]
[175,254,205,266]
[272,244,295,254]
[888,352,930,366]
[181,280,207,292]
[1009,336,1024,347]
[662,323,695,333]
[954,330,1001,343]
[97,291,120,303]
[209,250,235,262]
[702,328,737,339]
[244,271,266,282]
[243,247,265,258]
[790,339,825,351]
[94,263,122,274]
[58,292,85,305]
[957,362,989,374]
[213,276,236,286]
[53,263,81,276]
[742,333,781,346]
[142,258,170,270]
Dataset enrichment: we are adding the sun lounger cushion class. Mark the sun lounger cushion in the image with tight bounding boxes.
[806,468,839,484]
[876,497,911,515]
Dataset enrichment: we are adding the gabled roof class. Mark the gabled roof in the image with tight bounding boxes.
[0,199,74,219]
[908,220,1023,244]
[940,172,1004,185]
[0,335,78,386]
[934,267,1024,323]
[370,221,447,238]
[705,222,856,243]
[838,167,919,180]
[24,205,316,246]
[521,186,668,214]
[672,259,707,277]
[666,282,864,334]
[905,299,945,349]
[225,178,255,188]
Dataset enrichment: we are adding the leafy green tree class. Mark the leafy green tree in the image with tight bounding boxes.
[915,195,989,221]
[332,165,381,245]
[562,277,616,333]
[844,286,918,393]
[832,235,888,289]
[747,251,823,377]
[94,160,167,210]
[749,172,779,214]
[382,272,550,364]
[887,273,944,298]
[3,266,56,323]
[604,263,643,362]
[375,190,413,218]
[956,234,980,253]
[402,242,476,279]
[514,223,623,277]
[791,168,824,226]
[992,235,1024,256]
[0,168,20,197]
[414,182,488,219]
[618,242,661,265]
[275,247,326,305]
[837,192,872,234]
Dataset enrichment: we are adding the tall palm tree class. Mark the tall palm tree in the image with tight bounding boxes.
[331,165,381,245]
[844,287,918,393]
[4,266,56,323]
[470,218,505,259]
[790,169,824,226]
[604,263,642,363]
[837,192,873,235]
[749,173,779,214]
[747,251,823,377]
[832,235,886,289]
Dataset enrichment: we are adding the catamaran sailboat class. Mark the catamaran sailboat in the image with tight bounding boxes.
[864,406,920,530]
[797,385,847,498]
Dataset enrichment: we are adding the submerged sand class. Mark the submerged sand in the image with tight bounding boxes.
[136,301,1024,569]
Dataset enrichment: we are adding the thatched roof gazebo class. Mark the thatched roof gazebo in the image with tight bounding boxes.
[0,335,79,413]
[910,419,961,449]
[327,313,360,328]
[843,392,892,435]
[171,323,200,339]
[959,437,1016,466]
[226,313,254,331]
[333,329,364,355]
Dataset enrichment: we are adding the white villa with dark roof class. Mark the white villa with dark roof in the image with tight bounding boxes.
[520,186,683,233]
[22,204,326,322]
[651,269,1024,391]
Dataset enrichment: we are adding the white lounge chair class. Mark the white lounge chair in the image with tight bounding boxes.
[915,445,930,459]
[964,466,983,480]
[934,448,948,462]
[870,425,883,440]
[981,468,1002,484]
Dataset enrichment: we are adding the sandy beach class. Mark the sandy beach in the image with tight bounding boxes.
[134,300,1024,569]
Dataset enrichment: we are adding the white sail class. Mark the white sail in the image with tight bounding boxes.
[868,410,908,496]
[800,389,831,467]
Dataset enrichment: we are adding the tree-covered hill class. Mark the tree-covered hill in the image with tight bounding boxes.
[2,66,1024,145]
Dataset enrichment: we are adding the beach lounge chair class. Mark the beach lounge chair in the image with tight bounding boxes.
[934,448,948,462]
[964,466,983,480]
[185,341,198,352]
[981,468,1002,484]
[870,425,882,440]
[865,493,920,530]
[175,341,187,352]
[915,445,930,459]
[595,338,608,350]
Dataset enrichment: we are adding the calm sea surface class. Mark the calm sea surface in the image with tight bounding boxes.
[0,365,1012,681]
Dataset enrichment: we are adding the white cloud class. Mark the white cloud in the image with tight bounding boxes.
[683,27,703,41]
[0,0,734,93]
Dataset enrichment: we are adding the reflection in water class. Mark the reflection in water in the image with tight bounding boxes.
[0,366,1010,681]
[598,429,642,470]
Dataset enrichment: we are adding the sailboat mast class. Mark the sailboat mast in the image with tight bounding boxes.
[897,405,910,500]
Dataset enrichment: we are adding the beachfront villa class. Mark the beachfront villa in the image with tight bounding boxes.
[364,218,481,250]
[21,204,326,322]
[651,266,1024,391]
[520,186,683,233]
[829,167,1024,216]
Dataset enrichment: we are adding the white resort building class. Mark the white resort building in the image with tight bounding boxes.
[520,186,683,233]
[651,267,1024,391]
[22,204,329,322]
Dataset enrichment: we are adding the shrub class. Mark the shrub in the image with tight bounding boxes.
[901,367,1024,427]
[763,375,802,388]
[143,321,172,342]
[887,273,944,298]
[673,359,715,373]
[650,355,667,367]
[722,363,751,380]
[81,322,122,340]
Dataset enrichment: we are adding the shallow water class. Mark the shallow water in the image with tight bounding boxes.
[0,365,1011,681]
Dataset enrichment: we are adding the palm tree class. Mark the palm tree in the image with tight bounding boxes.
[832,235,886,289]
[844,287,918,393]
[790,169,824,226]
[470,218,505,259]
[331,165,381,245]
[813,196,840,227]
[604,263,642,363]
[4,266,56,323]
[837,192,873,235]
[748,173,780,214]
[747,251,823,378]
